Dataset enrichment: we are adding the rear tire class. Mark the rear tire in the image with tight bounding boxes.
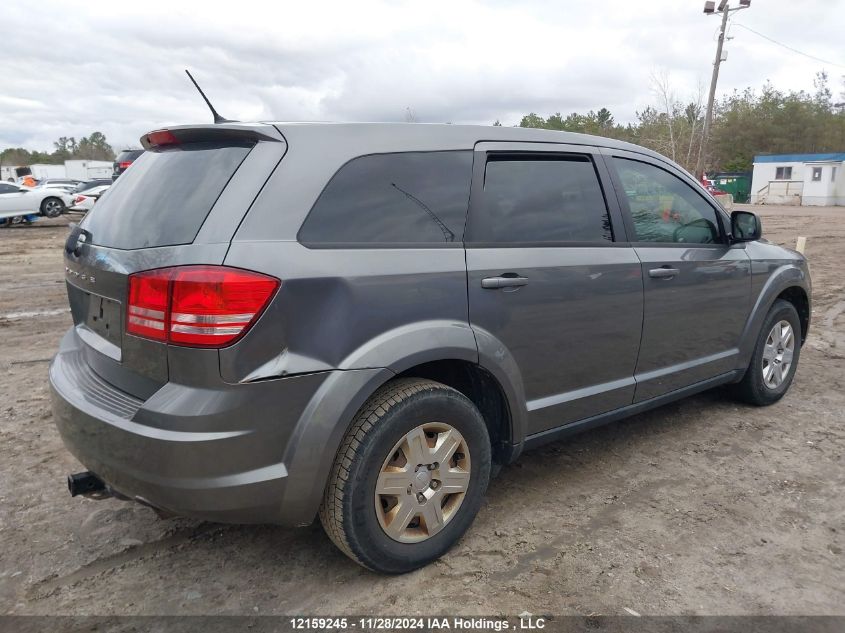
[734,299,801,406]
[319,378,491,573]
[40,197,65,218]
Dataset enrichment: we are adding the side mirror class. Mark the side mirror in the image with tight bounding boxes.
[731,210,761,242]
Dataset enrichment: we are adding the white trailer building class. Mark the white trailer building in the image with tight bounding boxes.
[64,160,114,180]
[750,153,845,206]
[27,163,67,180]
[1,159,113,183]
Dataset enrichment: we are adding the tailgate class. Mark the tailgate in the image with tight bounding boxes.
[64,242,230,398]
[63,124,287,398]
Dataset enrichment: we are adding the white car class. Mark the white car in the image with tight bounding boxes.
[38,182,78,194]
[0,182,74,222]
[68,185,110,212]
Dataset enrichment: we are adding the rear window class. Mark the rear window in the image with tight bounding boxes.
[298,151,472,246]
[83,142,251,250]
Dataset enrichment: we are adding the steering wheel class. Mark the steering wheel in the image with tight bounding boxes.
[672,218,717,244]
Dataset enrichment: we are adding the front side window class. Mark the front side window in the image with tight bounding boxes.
[775,166,793,180]
[811,167,822,182]
[299,151,472,246]
[613,158,721,244]
[469,155,612,244]
[0,183,18,194]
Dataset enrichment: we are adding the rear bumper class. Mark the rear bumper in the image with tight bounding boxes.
[49,328,335,525]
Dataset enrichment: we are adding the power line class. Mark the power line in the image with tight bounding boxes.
[732,23,845,69]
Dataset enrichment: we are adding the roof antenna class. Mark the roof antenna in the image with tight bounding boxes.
[184,69,235,124]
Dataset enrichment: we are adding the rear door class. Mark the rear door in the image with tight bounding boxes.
[603,150,751,401]
[64,125,286,398]
[465,142,643,435]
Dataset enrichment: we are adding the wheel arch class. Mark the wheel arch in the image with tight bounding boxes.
[338,319,528,463]
[395,359,515,467]
[737,264,811,370]
[776,285,810,342]
[280,333,527,526]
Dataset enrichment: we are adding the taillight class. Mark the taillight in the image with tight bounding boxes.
[119,161,133,169]
[73,195,86,204]
[145,129,179,147]
[126,266,279,348]
[127,270,169,341]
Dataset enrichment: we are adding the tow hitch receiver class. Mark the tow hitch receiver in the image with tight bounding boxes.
[67,471,109,498]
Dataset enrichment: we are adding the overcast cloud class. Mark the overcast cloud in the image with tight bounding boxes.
[3,0,844,151]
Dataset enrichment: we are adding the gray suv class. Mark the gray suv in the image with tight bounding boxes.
[50,123,811,573]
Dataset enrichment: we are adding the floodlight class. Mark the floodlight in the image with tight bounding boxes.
[703,1,716,13]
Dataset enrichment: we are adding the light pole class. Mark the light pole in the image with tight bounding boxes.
[695,0,751,180]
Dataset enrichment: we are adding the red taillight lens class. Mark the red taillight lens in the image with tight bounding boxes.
[119,161,133,169]
[127,270,170,342]
[169,267,279,346]
[73,195,85,204]
[145,129,179,148]
[126,266,279,348]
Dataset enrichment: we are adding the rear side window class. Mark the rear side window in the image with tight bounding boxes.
[470,155,612,244]
[82,142,251,249]
[298,151,472,246]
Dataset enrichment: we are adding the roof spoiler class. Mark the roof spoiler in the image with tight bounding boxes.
[140,124,283,150]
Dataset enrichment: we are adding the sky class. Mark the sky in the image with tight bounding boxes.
[2,0,844,152]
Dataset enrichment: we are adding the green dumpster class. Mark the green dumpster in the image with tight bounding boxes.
[709,172,751,203]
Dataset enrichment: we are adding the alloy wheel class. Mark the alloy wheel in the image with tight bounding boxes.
[762,319,795,389]
[43,199,63,217]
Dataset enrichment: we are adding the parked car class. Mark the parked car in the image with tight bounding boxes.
[0,181,73,223]
[37,182,80,195]
[41,178,83,188]
[37,179,83,194]
[72,178,113,194]
[68,185,110,212]
[112,149,144,181]
[51,123,811,573]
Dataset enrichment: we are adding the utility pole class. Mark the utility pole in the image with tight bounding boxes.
[696,0,751,180]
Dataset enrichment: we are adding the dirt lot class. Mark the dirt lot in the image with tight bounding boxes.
[1,205,843,616]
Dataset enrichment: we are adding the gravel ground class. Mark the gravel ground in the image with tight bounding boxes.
[0,205,843,616]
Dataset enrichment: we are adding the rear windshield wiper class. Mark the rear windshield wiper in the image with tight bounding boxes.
[390,182,455,242]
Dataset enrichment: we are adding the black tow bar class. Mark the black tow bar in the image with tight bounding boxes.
[67,471,109,498]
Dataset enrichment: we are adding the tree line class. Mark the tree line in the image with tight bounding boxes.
[513,71,845,175]
[0,131,115,167]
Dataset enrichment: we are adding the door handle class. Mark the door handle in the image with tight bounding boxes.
[648,266,680,279]
[481,275,529,289]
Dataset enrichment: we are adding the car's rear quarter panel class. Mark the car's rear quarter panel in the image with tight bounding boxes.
[223,124,478,381]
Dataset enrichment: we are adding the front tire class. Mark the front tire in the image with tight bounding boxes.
[40,197,65,218]
[319,378,491,573]
[734,299,802,406]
